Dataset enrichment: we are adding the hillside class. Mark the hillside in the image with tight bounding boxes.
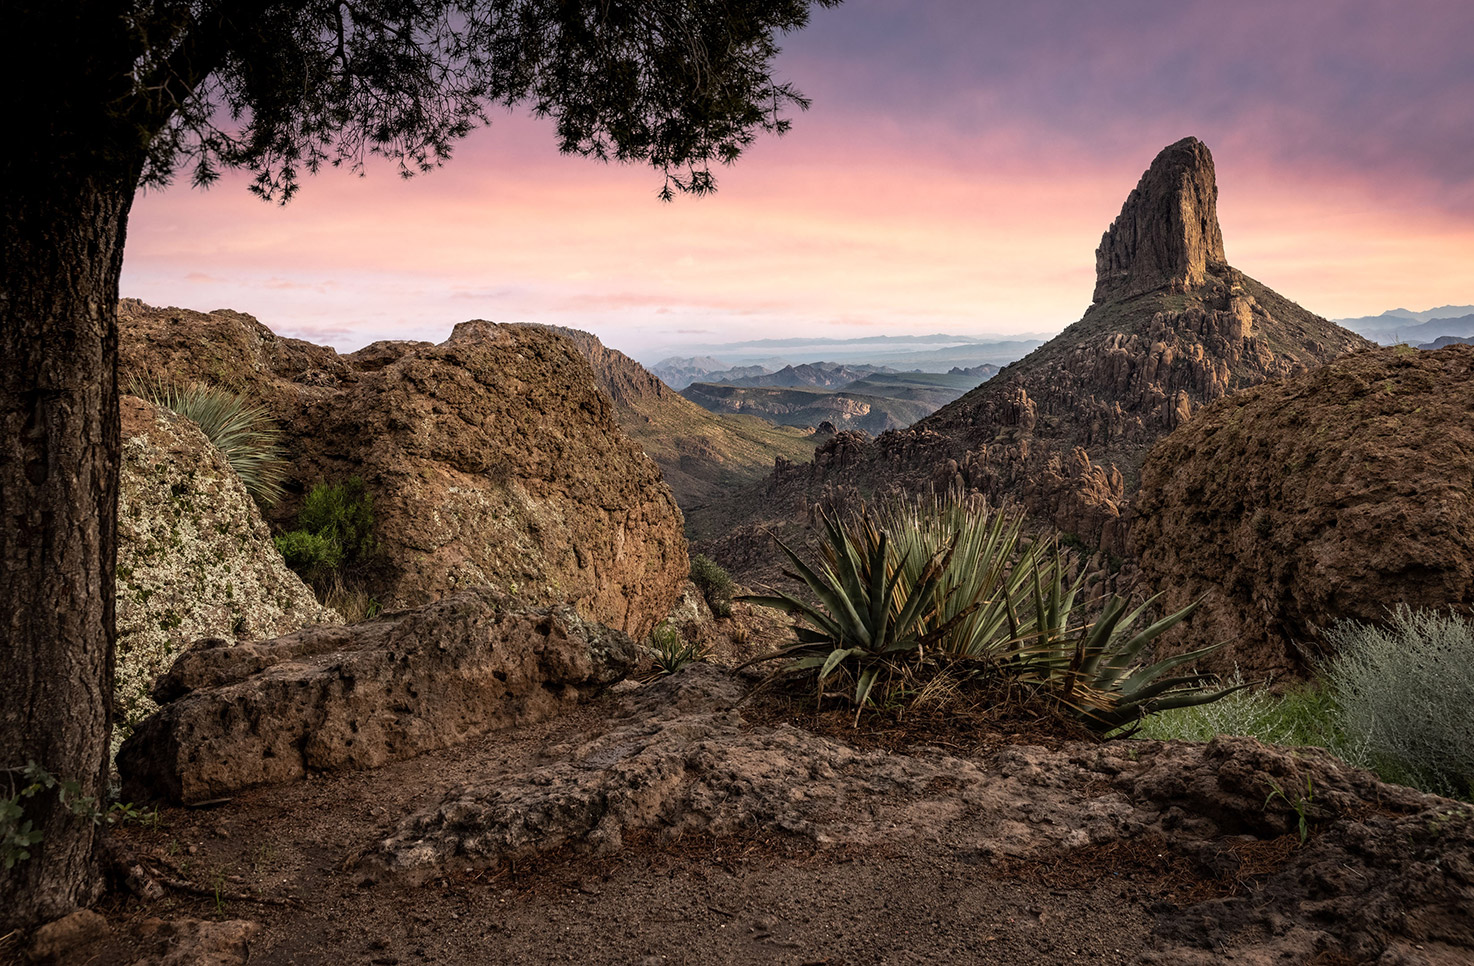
[539,327,817,512]
[753,138,1371,552]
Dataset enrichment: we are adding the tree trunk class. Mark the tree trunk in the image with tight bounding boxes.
[0,167,135,930]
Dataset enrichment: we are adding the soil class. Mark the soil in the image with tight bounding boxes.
[11,695,1157,966]
[7,672,1467,966]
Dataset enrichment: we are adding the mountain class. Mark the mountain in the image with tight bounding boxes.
[542,327,817,516]
[717,362,895,389]
[758,138,1371,552]
[649,356,743,390]
[1334,307,1474,345]
[682,368,995,436]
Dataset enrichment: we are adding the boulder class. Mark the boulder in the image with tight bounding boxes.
[120,304,688,638]
[117,396,336,735]
[117,589,639,804]
[1132,342,1474,673]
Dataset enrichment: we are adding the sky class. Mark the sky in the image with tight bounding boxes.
[119,0,1474,362]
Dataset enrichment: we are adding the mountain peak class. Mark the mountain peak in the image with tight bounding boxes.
[1093,137,1227,303]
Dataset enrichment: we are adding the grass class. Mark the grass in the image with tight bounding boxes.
[1129,673,1341,748]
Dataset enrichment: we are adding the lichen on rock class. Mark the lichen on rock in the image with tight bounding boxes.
[117,395,338,743]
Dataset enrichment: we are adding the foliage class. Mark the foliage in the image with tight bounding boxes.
[1001,569,1235,733]
[129,376,288,507]
[1323,607,1474,800]
[1265,775,1316,844]
[742,509,961,714]
[2,763,157,869]
[273,530,344,589]
[275,477,377,600]
[742,498,1235,730]
[690,554,735,618]
[115,0,842,203]
[297,477,377,564]
[880,494,1044,659]
[646,623,710,678]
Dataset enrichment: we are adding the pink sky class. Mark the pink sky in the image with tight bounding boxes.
[119,1,1474,360]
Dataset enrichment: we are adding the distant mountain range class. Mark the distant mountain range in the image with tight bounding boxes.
[644,334,1044,381]
[1333,306,1474,345]
[680,368,997,435]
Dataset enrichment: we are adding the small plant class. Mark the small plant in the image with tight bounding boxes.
[2,763,152,869]
[1323,607,1474,800]
[646,623,710,677]
[1129,675,1341,746]
[690,554,735,618]
[1265,775,1315,844]
[129,375,288,507]
[275,477,377,601]
[1000,570,1238,733]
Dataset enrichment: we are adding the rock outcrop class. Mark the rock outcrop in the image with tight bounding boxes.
[368,666,1474,964]
[749,139,1370,555]
[1132,343,1474,672]
[117,589,639,804]
[120,304,688,637]
[117,395,335,734]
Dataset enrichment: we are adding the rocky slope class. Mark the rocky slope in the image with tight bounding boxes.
[117,395,335,736]
[1132,342,1474,672]
[119,304,687,638]
[753,139,1370,552]
[545,325,817,515]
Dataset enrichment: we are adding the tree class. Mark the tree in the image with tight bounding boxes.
[0,0,837,930]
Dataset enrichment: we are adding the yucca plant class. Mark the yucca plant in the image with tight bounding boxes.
[740,509,964,712]
[1001,561,1238,732]
[129,375,288,508]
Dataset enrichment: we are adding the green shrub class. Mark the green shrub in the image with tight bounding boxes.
[1324,607,1474,800]
[690,554,734,618]
[1130,674,1342,747]
[129,376,287,507]
[880,494,1044,659]
[276,477,376,597]
[297,477,376,563]
[272,529,344,588]
[741,499,1232,730]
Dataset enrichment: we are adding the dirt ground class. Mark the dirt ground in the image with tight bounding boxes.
[11,669,1460,966]
[1,691,1209,966]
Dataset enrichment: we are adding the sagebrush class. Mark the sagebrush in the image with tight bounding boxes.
[1324,607,1474,800]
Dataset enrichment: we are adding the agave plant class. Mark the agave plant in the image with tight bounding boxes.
[128,375,288,507]
[881,494,1046,660]
[740,509,964,711]
[1002,560,1240,732]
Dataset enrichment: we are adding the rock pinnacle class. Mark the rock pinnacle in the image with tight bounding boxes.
[1093,137,1227,303]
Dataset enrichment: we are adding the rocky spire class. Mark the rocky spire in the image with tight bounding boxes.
[1093,137,1227,303]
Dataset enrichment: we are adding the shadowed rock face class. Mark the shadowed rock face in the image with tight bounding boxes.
[1094,137,1227,303]
[748,139,1369,556]
[117,589,640,804]
[1133,343,1474,672]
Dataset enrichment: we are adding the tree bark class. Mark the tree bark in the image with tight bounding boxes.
[0,165,135,930]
